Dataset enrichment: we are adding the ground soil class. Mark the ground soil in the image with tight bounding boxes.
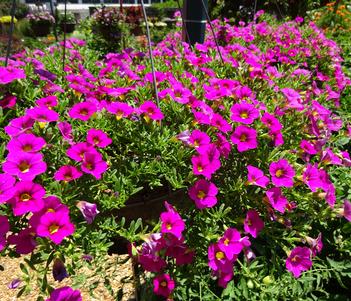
[0,254,135,301]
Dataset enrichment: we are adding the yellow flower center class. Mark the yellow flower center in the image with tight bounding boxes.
[22,144,33,152]
[20,193,31,202]
[197,190,206,199]
[79,109,88,116]
[166,223,172,230]
[216,251,225,260]
[19,161,30,173]
[240,111,248,119]
[160,281,167,287]
[49,224,60,234]
[275,169,283,177]
[240,134,247,142]
[224,238,230,246]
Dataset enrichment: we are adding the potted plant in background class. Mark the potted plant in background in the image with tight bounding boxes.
[58,12,76,34]
[125,6,143,36]
[26,11,55,37]
[0,15,17,35]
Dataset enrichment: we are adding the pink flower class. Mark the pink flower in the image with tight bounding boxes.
[106,102,134,119]
[0,66,26,85]
[8,227,37,254]
[208,243,233,273]
[302,164,326,192]
[216,269,234,288]
[86,129,112,148]
[0,215,10,252]
[139,101,164,121]
[77,201,99,224]
[191,154,218,179]
[231,125,258,152]
[342,200,351,221]
[3,152,47,181]
[81,152,108,180]
[189,130,211,150]
[26,106,59,123]
[160,204,185,239]
[54,165,82,182]
[218,228,244,260]
[6,133,46,154]
[230,101,259,124]
[188,179,218,209]
[215,133,231,158]
[4,115,34,137]
[10,181,45,216]
[0,94,16,109]
[211,113,232,133]
[0,173,16,204]
[266,187,288,213]
[247,165,269,188]
[46,286,82,301]
[138,233,167,272]
[261,112,282,132]
[36,96,58,108]
[269,159,295,188]
[57,122,74,142]
[244,209,264,238]
[66,142,98,162]
[153,274,175,298]
[305,233,323,257]
[36,211,75,245]
[68,102,97,121]
[300,140,318,155]
[286,247,312,278]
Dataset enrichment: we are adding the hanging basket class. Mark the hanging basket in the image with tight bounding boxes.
[31,23,51,37]
[92,25,123,40]
[60,23,76,34]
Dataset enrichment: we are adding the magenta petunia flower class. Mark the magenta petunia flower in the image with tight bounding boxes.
[0,173,16,204]
[57,122,74,142]
[160,205,185,239]
[10,181,45,216]
[68,102,97,121]
[208,243,234,273]
[36,96,58,108]
[266,187,288,213]
[3,152,47,181]
[261,112,282,132]
[191,154,218,179]
[8,227,37,254]
[46,286,82,301]
[210,113,232,133]
[342,200,351,222]
[139,101,164,121]
[36,211,75,245]
[6,133,46,154]
[302,164,325,192]
[106,102,134,120]
[0,215,10,252]
[54,165,82,182]
[216,269,234,288]
[189,130,211,150]
[86,129,112,148]
[77,201,99,224]
[138,234,167,272]
[244,209,264,238]
[305,233,323,257]
[0,94,16,109]
[25,106,59,123]
[215,133,232,158]
[231,125,258,152]
[269,159,295,188]
[80,152,108,180]
[4,115,34,137]
[52,258,68,282]
[66,142,98,162]
[218,228,244,260]
[247,165,269,188]
[153,274,175,298]
[0,66,26,85]
[286,247,312,278]
[230,101,259,124]
[188,179,218,209]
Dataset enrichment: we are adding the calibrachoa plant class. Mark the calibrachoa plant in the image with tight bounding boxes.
[0,11,351,301]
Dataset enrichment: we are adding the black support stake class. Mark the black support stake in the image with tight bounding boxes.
[62,0,67,72]
[49,0,58,43]
[5,0,16,67]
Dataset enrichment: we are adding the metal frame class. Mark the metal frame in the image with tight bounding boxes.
[21,0,163,4]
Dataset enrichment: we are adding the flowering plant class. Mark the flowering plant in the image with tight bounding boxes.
[0,11,351,301]
[26,11,55,25]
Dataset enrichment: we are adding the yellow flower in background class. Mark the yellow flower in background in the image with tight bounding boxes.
[0,16,17,24]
